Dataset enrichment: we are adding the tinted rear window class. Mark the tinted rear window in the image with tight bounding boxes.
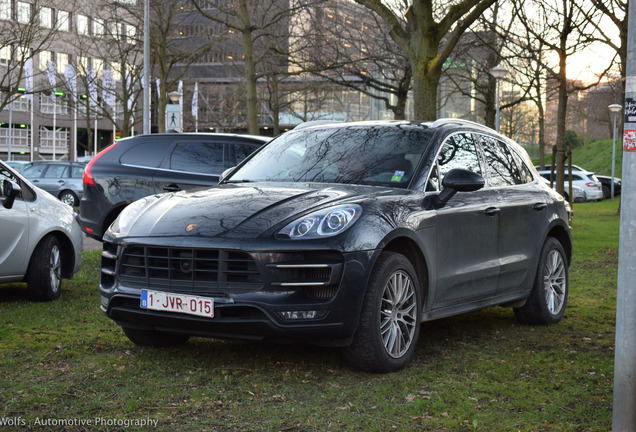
[120,140,173,168]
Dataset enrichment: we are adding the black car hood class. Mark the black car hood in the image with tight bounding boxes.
[125,183,396,239]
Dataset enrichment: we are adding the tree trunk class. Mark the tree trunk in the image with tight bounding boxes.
[412,62,442,121]
[239,0,259,135]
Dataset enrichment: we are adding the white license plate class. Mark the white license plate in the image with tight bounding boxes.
[140,290,214,318]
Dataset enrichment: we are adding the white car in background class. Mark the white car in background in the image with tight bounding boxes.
[537,169,604,201]
[0,160,83,301]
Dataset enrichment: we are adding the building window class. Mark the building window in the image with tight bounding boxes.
[112,61,121,81]
[58,10,70,31]
[56,52,69,74]
[39,50,52,70]
[111,22,122,40]
[0,0,11,20]
[92,58,103,76]
[126,25,136,44]
[78,56,89,73]
[0,46,10,65]
[17,1,31,24]
[94,18,104,37]
[40,7,53,28]
[77,14,89,35]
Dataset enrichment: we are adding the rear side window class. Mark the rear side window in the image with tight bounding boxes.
[228,142,259,166]
[480,135,532,187]
[70,166,84,178]
[120,140,173,168]
[43,165,66,178]
[167,142,224,174]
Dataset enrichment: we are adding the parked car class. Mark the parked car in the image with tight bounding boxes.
[99,120,572,373]
[536,169,604,201]
[79,133,270,241]
[22,161,86,206]
[0,160,83,300]
[595,175,621,199]
[536,164,620,199]
[5,160,29,174]
[540,177,586,203]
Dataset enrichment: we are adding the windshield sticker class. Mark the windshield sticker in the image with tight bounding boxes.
[391,171,405,182]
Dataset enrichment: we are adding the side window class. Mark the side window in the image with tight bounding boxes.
[481,135,528,187]
[227,142,258,167]
[43,165,66,178]
[168,142,224,174]
[70,166,84,178]
[23,164,46,178]
[120,141,172,168]
[428,133,481,191]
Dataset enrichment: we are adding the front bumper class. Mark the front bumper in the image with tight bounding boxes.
[100,237,377,346]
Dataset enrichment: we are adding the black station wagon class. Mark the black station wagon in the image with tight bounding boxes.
[100,120,572,372]
[79,133,269,240]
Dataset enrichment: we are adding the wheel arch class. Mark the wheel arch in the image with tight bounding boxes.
[547,224,572,267]
[382,236,430,305]
[38,231,76,279]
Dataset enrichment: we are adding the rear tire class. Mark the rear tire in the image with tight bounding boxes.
[514,237,568,325]
[27,236,63,301]
[344,252,421,373]
[59,190,79,207]
[122,326,190,347]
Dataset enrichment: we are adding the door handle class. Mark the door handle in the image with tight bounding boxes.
[484,207,500,216]
[533,203,547,211]
[163,184,181,192]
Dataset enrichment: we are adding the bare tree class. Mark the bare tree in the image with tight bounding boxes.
[297,0,412,120]
[0,1,61,111]
[191,0,308,135]
[512,0,610,196]
[352,0,497,121]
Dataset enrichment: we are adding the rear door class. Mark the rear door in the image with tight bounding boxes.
[478,134,548,293]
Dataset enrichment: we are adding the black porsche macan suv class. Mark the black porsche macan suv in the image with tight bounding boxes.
[79,133,269,240]
[99,120,572,373]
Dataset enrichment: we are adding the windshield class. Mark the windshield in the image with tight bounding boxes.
[227,124,433,188]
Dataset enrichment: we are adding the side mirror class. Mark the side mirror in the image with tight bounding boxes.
[3,180,21,209]
[435,169,484,205]
[218,167,236,184]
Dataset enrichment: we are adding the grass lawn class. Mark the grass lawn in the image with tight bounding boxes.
[0,200,619,431]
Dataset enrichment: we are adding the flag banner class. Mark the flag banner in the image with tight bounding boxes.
[46,61,56,100]
[178,80,183,112]
[192,82,198,117]
[102,69,115,108]
[126,73,133,111]
[156,78,160,100]
[88,68,98,107]
[64,63,77,103]
[24,58,33,100]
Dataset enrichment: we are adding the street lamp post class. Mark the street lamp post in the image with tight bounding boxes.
[489,66,509,133]
[609,103,622,200]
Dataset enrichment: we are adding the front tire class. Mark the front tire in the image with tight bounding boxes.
[514,237,568,325]
[122,327,190,347]
[344,252,421,373]
[27,236,63,301]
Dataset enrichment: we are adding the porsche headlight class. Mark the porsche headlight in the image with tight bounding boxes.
[279,204,362,239]
[109,198,154,235]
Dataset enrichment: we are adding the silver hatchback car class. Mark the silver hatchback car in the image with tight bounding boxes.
[0,160,83,300]
[23,161,85,206]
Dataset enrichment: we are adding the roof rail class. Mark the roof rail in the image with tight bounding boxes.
[294,120,342,130]
[431,118,492,130]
